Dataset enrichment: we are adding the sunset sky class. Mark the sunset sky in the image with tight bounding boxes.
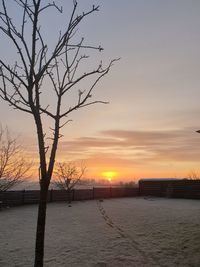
[1,0,200,181]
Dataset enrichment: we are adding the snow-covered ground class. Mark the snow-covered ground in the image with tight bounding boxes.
[1,197,200,267]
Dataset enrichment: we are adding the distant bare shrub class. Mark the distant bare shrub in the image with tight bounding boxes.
[53,162,86,205]
[186,170,200,180]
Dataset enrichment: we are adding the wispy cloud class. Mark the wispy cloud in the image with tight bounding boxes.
[58,127,200,162]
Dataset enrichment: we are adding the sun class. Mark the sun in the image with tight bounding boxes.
[101,171,118,182]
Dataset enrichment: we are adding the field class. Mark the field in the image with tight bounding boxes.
[1,197,200,267]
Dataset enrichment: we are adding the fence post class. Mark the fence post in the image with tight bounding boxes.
[72,189,75,201]
[22,190,25,205]
[93,187,95,199]
[110,186,112,198]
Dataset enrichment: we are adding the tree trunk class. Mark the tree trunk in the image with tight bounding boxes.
[34,185,49,267]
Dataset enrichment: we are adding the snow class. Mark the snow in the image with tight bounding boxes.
[1,197,200,266]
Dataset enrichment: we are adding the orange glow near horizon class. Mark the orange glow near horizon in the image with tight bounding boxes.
[24,150,200,183]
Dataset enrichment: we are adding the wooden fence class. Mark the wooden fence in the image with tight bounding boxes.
[0,187,139,207]
[139,179,200,199]
[2,180,200,207]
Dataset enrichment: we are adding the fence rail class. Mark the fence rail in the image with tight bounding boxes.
[0,187,139,206]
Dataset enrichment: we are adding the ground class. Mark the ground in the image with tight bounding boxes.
[0,197,200,266]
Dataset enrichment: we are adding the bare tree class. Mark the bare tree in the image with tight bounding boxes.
[0,126,30,191]
[186,170,200,180]
[54,161,86,206]
[0,1,117,266]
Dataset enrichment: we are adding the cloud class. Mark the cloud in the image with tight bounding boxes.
[101,129,181,145]
[102,128,200,162]
[58,127,200,163]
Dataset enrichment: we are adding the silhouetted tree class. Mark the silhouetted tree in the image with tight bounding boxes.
[0,1,117,266]
[186,170,200,180]
[0,126,30,191]
[54,162,86,206]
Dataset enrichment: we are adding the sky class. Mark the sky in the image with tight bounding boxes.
[0,0,200,181]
